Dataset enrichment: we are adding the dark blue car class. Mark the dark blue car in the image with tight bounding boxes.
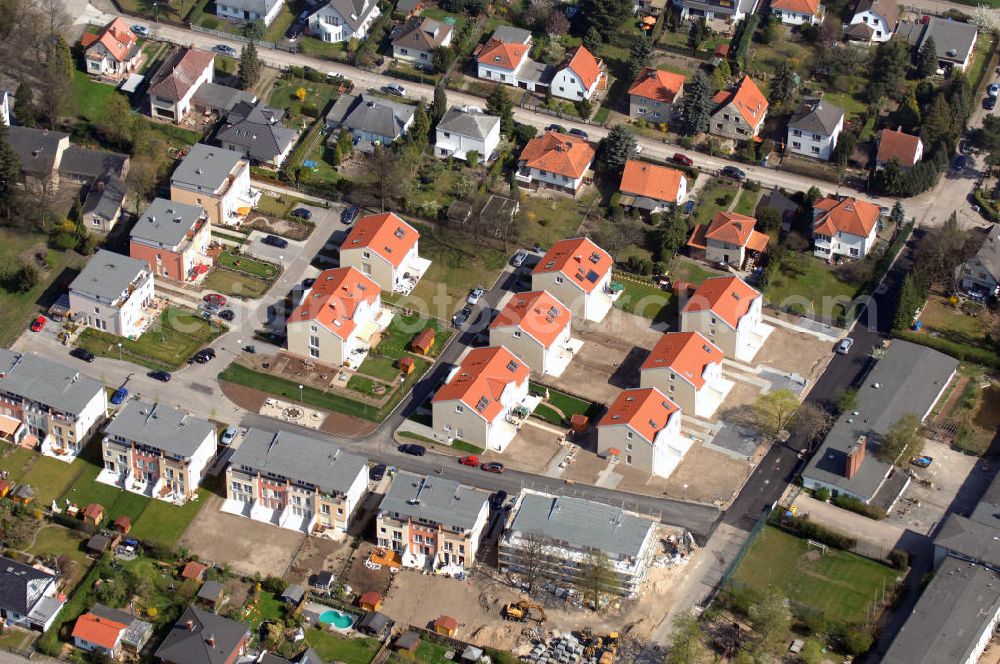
[110,387,128,405]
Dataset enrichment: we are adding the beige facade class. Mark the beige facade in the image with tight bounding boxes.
[489,324,572,377]
[339,247,395,292]
[226,466,358,532]
[531,270,613,322]
[431,399,491,449]
[680,295,765,362]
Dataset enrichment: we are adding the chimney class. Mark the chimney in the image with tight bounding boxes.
[845,435,867,479]
[206,634,216,647]
[185,619,195,631]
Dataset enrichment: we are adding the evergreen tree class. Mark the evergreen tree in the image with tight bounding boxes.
[916,35,937,79]
[237,42,261,91]
[486,84,514,136]
[869,40,909,101]
[42,35,73,122]
[680,71,712,134]
[0,125,20,223]
[688,17,707,52]
[831,130,857,168]
[921,94,953,148]
[653,207,689,260]
[579,0,631,42]
[768,61,796,109]
[627,37,653,80]
[890,201,905,226]
[411,102,430,145]
[13,80,35,128]
[243,19,265,40]
[892,92,921,132]
[596,124,637,173]
[431,85,448,126]
[582,26,602,53]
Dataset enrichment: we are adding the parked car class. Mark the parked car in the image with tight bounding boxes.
[219,309,235,322]
[261,234,289,249]
[381,83,406,97]
[203,293,227,307]
[985,96,997,111]
[545,124,567,133]
[290,207,312,220]
[341,206,360,225]
[369,463,387,481]
[910,455,933,468]
[212,44,237,57]
[673,153,694,167]
[568,128,588,139]
[481,462,505,474]
[148,370,172,382]
[459,455,480,466]
[989,83,1000,97]
[452,307,472,328]
[489,490,508,510]
[70,347,95,363]
[29,315,46,332]
[398,443,426,456]
[110,387,128,405]
[467,286,485,305]
[511,250,528,267]
[190,348,216,364]
[835,337,854,354]
[131,24,150,37]
[220,426,239,446]
[721,165,746,180]
[682,200,696,215]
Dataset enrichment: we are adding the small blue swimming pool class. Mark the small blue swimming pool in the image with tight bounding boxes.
[318,609,354,629]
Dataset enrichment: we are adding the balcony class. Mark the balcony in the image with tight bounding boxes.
[393,256,432,295]
[515,168,533,185]
[605,282,625,301]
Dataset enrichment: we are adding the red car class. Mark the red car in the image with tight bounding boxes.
[459,455,480,467]
[673,153,694,167]
[203,293,227,307]
[29,315,46,332]
[480,462,505,474]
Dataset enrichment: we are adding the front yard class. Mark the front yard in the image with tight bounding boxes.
[203,268,273,299]
[693,180,740,226]
[765,255,870,322]
[305,629,381,664]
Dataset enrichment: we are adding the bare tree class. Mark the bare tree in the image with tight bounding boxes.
[511,531,555,593]
[363,146,409,212]
[576,550,616,608]
[790,402,834,450]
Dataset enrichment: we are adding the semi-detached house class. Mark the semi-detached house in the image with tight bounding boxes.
[338,212,430,294]
[68,250,155,339]
[680,275,771,362]
[597,387,689,478]
[489,290,582,378]
[169,143,257,227]
[640,331,733,418]
[531,237,619,322]
[811,196,881,259]
[129,198,210,282]
[475,27,538,89]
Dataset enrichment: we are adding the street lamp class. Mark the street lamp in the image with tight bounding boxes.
[683,484,689,501]
[117,342,123,361]
[152,1,158,21]
[298,384,304,403]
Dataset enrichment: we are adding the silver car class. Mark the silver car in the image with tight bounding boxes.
[835,338,854,354]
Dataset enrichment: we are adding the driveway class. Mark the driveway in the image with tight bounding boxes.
[792,493,907,553]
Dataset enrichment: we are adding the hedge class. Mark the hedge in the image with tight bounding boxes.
[974,189,1000,222]
[892,328,1000,369]
[832,494,887,520]
[772,513,856,550]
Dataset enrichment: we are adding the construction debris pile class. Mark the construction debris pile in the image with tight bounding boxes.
[522,630,619,664]
[652,532,693,569]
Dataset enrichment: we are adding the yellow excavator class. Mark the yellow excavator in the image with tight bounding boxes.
[580,629,620,664]
[502,600,548,622]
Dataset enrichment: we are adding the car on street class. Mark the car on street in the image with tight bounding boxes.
[131,24,150,37]
[467,286,485,305]
[721,165,746,181]
[148,370,172,382]
[511,250,528,267]
[290,207,312,220]
[212,44,237,57]
[673,153,694,167]
[29,315,46,332]
[219,309,235,321]
[190,348,216,364]
[220,426,239,446]
[381,83,406,97]
[452,307,472,328]
[369,463,387,481]
[489,490,508,510]
[545,124,567,133]
[910,455,933,468]
[481,461,505,474]
[398,443,426,456]
[459,455,480,466]
[341,206,360,225]
[261,234,289,249]
[568,128,588,139]
[989,83,1000,97]
[110,387,128,405]
[835,337,854,354]
[986,96,998,111]
[70,348,95,363]
[203,293,227,307]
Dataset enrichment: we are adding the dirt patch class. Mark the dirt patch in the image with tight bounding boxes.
[288,537,351,586]
[179,494,305,577]
[219,380,269,412]
[560,447,611,485]
[224,579,252,609]
[245,215,315,242]
[319,411,378,437]
[343,542,394,596]
[659,441,756,505]
[489,424,566,473]
[755,326,832,382]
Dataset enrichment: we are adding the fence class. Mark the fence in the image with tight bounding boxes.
[519,102,601,126]
[190,24,276,49]
[706,504,770,608]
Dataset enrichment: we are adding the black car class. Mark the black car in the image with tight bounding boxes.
[190,348,216,364]
[70,347,95,363]
[451,307,472,328]
[261,234,289,249]
[341,206,360,225]
[219,309,235,321]
[369,464,387,481]
[302,277,317,289]
[545,124,567,133]
[398,443,426,456]
[489,490,508,510]
[290,207,312,220]
[721,165,747,180]
[568,128,588,139]
[148,370,172,382]
[985,96,997,111]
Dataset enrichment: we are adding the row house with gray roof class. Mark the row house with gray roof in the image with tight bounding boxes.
[0,349,108,460]
[223,429,368,534]
[68,249,154,339]
[215,101,298,169]
[377,471,490,571]
[99,400,216,504]
[786,98,844,161]
[325,93,415,153]
[499,489,659,596]
[307,0,381,43]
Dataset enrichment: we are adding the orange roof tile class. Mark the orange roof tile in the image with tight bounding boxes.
[491,291,572,349]
[181,561,207,581]
[72,613,128,651]
[713,76,768,130]
[433,347,530,421]
[682,276,760,329]
[640,332,723,389]
[619,160,686,203]
[518,132,596,180]
[598,387,679,443]
[342,213,419,269]
[704,211,758,247]
[476,38,529,70]
[745,230,770,253]
[770,0,820,14]
[82,503,103,519]
[532,237,613,294]
[563,46,601,91]
[813,196,881,238]
[83,17,137,63]
[627,67,685,104]
[287,267,380,340]
[876,128,922,167]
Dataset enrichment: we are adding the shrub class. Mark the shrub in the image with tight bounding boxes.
[892,328,1000,369]
[262,576,288,595]
[839,625,875,656]
[814,487,831,502]
[888,548,910,570]
[202,16,220,29]
[831,494,887,520]
[301,103,321,118]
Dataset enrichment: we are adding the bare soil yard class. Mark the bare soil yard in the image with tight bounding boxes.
[755,326,834,382]
[486,423,566,474]
[288,536,351,586]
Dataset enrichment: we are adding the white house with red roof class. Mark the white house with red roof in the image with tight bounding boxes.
[618,159,687,213]
[710,76,768,140]
[812,196,881,259]
[686,210,769,269]
[640,332,734,418]
[875,128,923,171]
[338,212,430,294]
[551,46,604,102]
[432,346,540,452]
[146,47,215,123]
[681,275,771,362]
[82,18,143,80]
[597,387,689,478]
[627,67,685,121]
[476,27,544,90]
[531,237,620,322]
[516,131,596,195]
[285,267,391,368]
[489,291,583,378]
[770,0,823,24]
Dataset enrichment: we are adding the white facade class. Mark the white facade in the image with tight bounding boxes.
[149,60,213,123]
[521,166,587,193]
[813,227,878,259]
[216,0,285,26]
[477,60,528,86]
[850,9,894,41]
[787,117,842,161]
[286,290,387,367]
[435,118,501,162]
[69,266,154,340]
[1,90,9,126]
[640,357,733,419]
[773,6,822,24]
[681,294,769,363]
[550,67,599,102]
[308,1,380,43]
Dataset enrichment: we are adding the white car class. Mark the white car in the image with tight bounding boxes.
[220,426,239,446]
[132,24,151,37]
[467,286,485,305]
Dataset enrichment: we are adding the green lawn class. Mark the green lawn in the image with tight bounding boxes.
[730,526,900,626]
[765,256,868,321]
[0,447,38,482]
[305,629,380,664]
[530,382,602,418]
[671,256,726,284]
[613,275,675,325]
[27,526,91,581]
[918,295,989,349]
[255,194,297,219]
[298,37,350,60]
[389,640,453,664]
[203,268,273,299]
[217,250,280,279]
[420,7,470,32]
[128,488,208,547]
[357,355,407,381]
[264,7,297,42]
[532,403,563,425]
[269,76,343,124]
[820,91,869,119]
[380,311,453,358]
[518,194,594,249]
[20,456,86,506]
[694,180,739,226]
[61,463,151,528]
[732,189,759,217]
[70,70,118,122]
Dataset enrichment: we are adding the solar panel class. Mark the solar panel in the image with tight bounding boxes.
[585,270,599,283]
[506,360,519,372]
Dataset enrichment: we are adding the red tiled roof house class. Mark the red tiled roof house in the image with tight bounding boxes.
[475,26,536,89]
[640,332,734,418]
[531,237,619,322]
[339,213,430,294]
[147,47,215,123]
[551,46,604,101]
[812,196,882,259]
[489,290,582,378]
[516,131,596,195]
[875,128,923,171]
[82,18,143,80]
[687,211,770,269]
[628,67,685,122]
[770,0,824,25]
[710,76,768,140]
[619,159,688,213]
[681,275,770,362]
[286,267,390,368]
[596,387,690,478]
[432,346,534,452]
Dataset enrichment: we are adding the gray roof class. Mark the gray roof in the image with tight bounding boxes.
[357,611,392,633]
[191,82,257,113]
[0,349,105,416]
[197,579,225,600]
[0,556,55,615]
[490,25,531,44]
[906,17,978,64]
[324,0,378,31]
[379,471,489,530]
[58,146,128,181]
[90,604,153,648]
[391,17,453,52]
[82,173,126,222]
[788,98,844,136]
[216,100,298,162]
[296,647,323,664]
[7,126,69,176]
[69,250,148,303]
[230,428,367,496]
[396,0,419,13]
[854,0,899,26]
[281,583,304,603]
[962,229,1000,284]
[155,606,249,664]
[803,341,958,500]
[507,491,657,560]
[259,654,293,664]
[935,513,1000,568]
[130,197,205,247]
[171,143,245,193]
[882,557,1000,663]
[437,107,500,141]
[325,93,415,140]
[104,400,215,458]
[970,468,1000,528]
